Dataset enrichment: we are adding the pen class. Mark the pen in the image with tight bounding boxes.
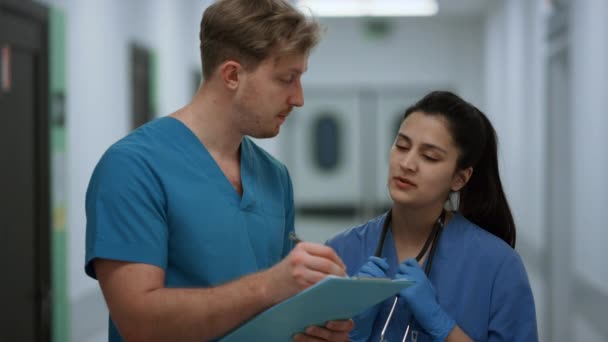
[289,232,350,277]
[288,231,303,244]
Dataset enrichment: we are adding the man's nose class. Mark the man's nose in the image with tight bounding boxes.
[288,80,304,107]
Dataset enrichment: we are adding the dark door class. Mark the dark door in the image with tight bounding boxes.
[0,1,51,341]
[131,44,153,130]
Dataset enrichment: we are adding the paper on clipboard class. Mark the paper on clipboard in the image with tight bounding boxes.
[218,275,413,342]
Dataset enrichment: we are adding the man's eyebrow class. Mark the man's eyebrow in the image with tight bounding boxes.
[287,67,305,74]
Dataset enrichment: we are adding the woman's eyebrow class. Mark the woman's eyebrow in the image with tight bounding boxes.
[396,133,448,154]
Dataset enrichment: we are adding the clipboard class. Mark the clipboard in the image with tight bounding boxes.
[218,275,413,342]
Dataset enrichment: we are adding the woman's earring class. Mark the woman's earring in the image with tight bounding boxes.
[446,191,459,210]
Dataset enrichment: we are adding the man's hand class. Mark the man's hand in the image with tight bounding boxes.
[293,319,354,342]
[264,241,347,302]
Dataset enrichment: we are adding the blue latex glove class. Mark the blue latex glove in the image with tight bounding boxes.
[396,258,455,342]
[350,256,390,342]
[356,256,389,278]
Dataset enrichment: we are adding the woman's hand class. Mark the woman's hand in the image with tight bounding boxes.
[397,258,455,342]
[356,256,389,278]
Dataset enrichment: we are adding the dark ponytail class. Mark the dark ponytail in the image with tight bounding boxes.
[403,91,516,248]
[458,112,516,247]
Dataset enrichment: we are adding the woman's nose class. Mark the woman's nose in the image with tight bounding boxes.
[399,152,418,172]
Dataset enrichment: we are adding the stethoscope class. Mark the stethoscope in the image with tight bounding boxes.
[375,208,446,342]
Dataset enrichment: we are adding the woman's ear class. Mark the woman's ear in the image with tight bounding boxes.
[218,60,241,90]
[451,167,473,192]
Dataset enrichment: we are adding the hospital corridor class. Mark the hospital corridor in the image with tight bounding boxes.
[0,0,606,341]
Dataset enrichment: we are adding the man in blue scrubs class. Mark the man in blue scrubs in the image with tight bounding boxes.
[85,1,352,341]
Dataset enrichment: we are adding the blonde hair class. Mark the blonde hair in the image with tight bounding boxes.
[199,0,322,79]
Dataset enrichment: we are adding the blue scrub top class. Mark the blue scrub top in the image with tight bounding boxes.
[327,213,538,342]
[85,117,295,341]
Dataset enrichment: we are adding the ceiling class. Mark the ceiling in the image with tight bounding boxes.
[437,0,491,17]
[290,0,493,18]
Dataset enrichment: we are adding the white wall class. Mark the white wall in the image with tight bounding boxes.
[570,0,608,341]
[571,0,608,300]
[306,16,484,104]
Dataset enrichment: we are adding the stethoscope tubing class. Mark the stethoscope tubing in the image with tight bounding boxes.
[375,209,446,342]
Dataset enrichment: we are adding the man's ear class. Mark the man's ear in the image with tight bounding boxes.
[218,61,241,90]
[451,166,473,192]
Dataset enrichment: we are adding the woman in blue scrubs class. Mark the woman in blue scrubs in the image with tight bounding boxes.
[327,91,538,342]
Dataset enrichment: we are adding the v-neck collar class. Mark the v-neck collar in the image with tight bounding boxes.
[165,116,257,210]
[380,212,460,276]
